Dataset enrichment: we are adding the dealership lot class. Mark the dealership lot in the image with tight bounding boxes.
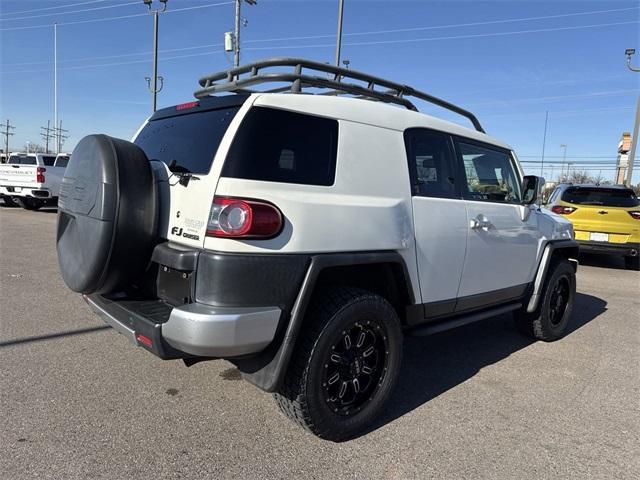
[1,205,638,480]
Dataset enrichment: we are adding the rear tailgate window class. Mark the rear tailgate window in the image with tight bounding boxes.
[562,187,639,207]
[134,107,240,174]
[8,155,36,165]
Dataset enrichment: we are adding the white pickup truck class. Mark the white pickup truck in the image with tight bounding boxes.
[0,153,69,210]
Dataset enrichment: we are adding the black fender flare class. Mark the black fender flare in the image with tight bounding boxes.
[235,251,415,392]
[525,239,579,314]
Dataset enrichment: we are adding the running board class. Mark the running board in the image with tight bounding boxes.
[407,302,522,336]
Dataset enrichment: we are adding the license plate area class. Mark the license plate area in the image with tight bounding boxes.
[157,266,194,306]
[590,232,609,242]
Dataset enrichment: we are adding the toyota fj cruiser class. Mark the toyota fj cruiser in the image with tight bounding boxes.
[56,58,578,441]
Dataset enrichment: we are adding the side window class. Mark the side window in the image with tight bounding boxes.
[55,156,70,168]
[456,141,521,203]
[223,107,338,186]
[42,156,56,166]
[404,129,458,198]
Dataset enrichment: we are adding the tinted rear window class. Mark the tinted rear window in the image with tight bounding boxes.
[134,107,240,174]
[562,187,639,207]
[55,156,70,167]
[8,155,36,165]
[42,156,56,166]
[223,107,338,186]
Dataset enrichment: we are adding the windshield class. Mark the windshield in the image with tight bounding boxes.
[134,107,240,174]
[562,187,639,207]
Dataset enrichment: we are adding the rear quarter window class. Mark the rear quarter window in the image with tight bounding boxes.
[223,107,338,186]
[562,187,639,207]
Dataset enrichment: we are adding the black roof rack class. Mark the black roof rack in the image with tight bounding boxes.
[194,57,485,133]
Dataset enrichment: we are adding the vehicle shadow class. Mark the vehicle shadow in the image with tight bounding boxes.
[359,292,607,440]
[578,253,626,270]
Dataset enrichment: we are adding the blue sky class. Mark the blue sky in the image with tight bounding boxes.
[1,0,639,183]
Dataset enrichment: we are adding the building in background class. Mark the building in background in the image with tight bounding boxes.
[616,132,632,184]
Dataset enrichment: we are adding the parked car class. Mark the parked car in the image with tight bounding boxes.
[56,58,578,441]
[546,183,640,270]
[0,152,69,210]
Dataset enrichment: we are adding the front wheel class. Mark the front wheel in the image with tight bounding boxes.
[516,259,576,342]
[275,287,402,441]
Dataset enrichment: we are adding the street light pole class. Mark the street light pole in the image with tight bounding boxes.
[54,22,58,154]
[335,0,345,67]
[540,110,548,178]
[624,49,639,187]
[144,0,167,112]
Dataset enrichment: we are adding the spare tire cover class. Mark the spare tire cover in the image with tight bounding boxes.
[57,134,157,294]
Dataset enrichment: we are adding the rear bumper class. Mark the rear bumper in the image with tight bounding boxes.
[85,294,281,359]
[0,186,53,198]
[577,241,639,257]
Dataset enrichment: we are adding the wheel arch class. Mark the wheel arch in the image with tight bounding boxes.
[526,239,579,314]
[234,251,415,392]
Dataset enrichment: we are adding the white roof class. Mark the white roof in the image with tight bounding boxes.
[252,93,512,151]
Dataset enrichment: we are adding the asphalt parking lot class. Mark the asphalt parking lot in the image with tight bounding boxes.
[1,204,638,479]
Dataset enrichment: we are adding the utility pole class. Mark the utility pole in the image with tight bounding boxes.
[54,121,69,153]
[54,23,58,153]
[624,49,638,187]
[41,120,54,153]
[626,96,639,187]
[143,0,168,112]
[540,110,548,178]
[560,144,567,182]
[2,119,15,156]
[335,0,345,67]
[233,0,257,67]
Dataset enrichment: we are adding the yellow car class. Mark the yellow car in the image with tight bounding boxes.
[546,184,640,270]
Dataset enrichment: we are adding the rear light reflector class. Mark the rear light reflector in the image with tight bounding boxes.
[176,101,199,111]
[628,211,640,220]
[36,167,46,183]
[551,205,577,215]
[136,333,153,348]
[206,196,283,238]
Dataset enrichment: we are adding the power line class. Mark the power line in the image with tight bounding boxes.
[242,6,640,44]
[41,121,55,154]
[0,2,140,22]
[4,19,639,73]
[0,1,234,31]
[0,0,113,17]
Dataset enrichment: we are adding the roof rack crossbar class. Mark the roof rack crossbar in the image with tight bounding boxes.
[194,57,485,133]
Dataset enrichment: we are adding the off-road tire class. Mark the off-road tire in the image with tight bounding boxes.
[274,287,402,441]
[624,255,640,271]
[516,259,575,341]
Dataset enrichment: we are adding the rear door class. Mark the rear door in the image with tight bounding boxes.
[405,128,467,320]
[454,138,540,307]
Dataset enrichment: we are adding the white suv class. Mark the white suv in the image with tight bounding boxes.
[56,58,578,441]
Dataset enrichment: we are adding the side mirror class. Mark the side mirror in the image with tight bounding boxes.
[522,175,544,205]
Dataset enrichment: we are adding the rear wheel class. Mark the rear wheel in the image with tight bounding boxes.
[16,197,43,210]
[275,287,402,441]
[1,196,18,207]
[625,255,640,271]
[516,259,575,341]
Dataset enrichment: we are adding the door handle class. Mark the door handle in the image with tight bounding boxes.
[470,215,492,231]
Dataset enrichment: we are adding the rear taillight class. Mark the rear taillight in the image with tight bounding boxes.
[628,211,640,220]
[551,205,577,215]
[36,167,46,183]
[206,196,283,238]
